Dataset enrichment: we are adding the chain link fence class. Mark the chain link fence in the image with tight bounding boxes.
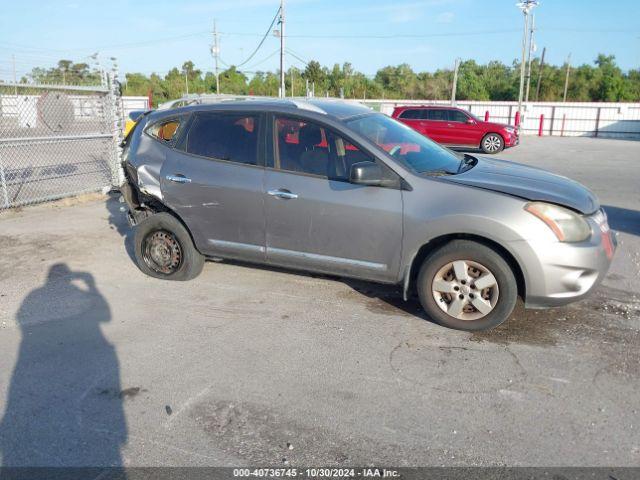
[0,76,123,209]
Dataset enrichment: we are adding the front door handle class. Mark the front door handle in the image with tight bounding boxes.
[268,189,298,200]
[166,174,191,184]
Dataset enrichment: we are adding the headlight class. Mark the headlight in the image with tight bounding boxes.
[524,202,591,242]
[505,126,515,133]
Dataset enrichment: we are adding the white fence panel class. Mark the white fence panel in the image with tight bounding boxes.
[364,99,640,139]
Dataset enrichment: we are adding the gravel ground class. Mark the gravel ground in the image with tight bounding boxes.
[0,136,638,467]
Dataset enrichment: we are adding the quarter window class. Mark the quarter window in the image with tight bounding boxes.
[185,113,258,165]
[147,119,181,142]
[399,109,422,119]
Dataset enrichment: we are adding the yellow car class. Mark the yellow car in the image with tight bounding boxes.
[123,110,148,137]
[124,118,137,136]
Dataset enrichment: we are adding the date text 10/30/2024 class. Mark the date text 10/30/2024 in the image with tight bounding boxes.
[233,468,400,478]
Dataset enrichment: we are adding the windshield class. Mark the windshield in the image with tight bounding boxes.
[346,113,462,175]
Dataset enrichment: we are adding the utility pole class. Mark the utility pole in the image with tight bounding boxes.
[524,14,535,102]
[279,0,285,98]
[562,53,571,102]
[516,1,538,120]
[291,68,295,97]
[185,72,189,95]
[211,19,220,94]
[535,46,546,101]
[451,58,460,106]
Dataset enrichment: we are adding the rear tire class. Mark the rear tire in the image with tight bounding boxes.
[480,133,504,154]
[133,212,204,281]
[416,240,517,331]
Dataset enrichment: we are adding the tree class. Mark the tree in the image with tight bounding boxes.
[22,55,639,103]
[302,60,326,92]
[26,60,101,85]
[591,54,630,101]
[219,66,248,94]
[457,60,490,100]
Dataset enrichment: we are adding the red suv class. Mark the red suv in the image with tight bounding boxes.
[392,105,519,154]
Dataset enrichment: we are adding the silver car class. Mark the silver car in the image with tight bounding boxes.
[119,99,617,331]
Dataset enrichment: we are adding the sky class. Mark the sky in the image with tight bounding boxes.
[0,0,638,81]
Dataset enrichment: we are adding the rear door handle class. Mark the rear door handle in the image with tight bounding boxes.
[268,189,298,200]
[166,174,191,184]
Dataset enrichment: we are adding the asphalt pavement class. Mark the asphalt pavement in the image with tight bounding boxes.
[0,136,638,467]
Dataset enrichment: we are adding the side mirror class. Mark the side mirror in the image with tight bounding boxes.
[466,118,475,124]
[350,162,383,186]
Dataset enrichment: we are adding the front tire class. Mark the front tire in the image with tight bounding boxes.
[481,133,504,154]
[133,212,204,281]
[416,240,517,331]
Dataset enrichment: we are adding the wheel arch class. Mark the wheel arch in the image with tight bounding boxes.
[480,131,505,149]
[404,233,526,301]
[139,200,205,256]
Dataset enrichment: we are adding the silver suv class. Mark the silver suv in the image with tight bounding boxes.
[120,99,616,331]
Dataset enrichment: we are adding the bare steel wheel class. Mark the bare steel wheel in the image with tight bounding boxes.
[143,230,183,275]
[431,260,499,321]
[416,240,517,331]
[481,133,504,154]
[134,212,205,281]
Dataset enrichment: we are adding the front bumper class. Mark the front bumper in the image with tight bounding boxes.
[518,210,618,308]
[504,130,519,147]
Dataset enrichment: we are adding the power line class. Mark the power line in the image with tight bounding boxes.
[219,27,639,38]
[285,48,309,67]
[245,48,281,70]
[0,25,637,58]
[0,32,210,54]
[222,28,522,39]
[235,6,281,68]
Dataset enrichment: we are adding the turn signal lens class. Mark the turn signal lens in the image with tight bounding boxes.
[525,202,591,242]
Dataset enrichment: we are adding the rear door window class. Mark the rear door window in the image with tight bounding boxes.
[185,113,259,165]
[424,109,448,121]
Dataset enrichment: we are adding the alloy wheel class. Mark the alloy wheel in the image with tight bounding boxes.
[483,135,502,153]
[431,260,499,321]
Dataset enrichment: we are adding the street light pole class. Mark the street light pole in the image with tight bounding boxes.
[516,1,539,121]
[524,14,535,102]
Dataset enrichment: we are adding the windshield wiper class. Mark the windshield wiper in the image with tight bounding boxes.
[425,169,456,177]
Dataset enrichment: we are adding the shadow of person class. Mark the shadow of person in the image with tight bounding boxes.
[0,264,127,469]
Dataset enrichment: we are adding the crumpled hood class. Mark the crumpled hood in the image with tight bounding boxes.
[444,157,599,214]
